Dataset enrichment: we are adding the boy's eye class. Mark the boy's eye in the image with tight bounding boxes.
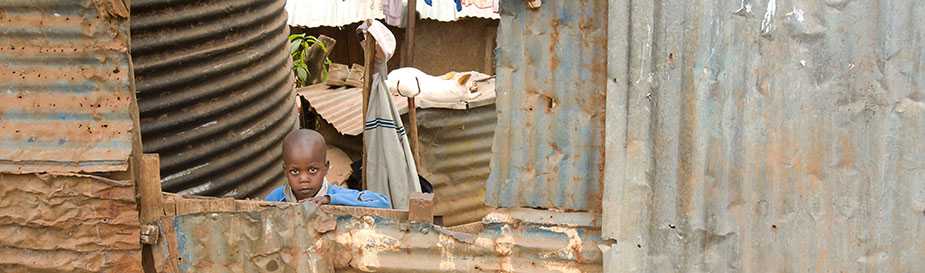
[289,169,299,176]
[308,168,318,174]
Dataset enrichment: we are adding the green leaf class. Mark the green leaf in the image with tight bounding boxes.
[289,39,303,55]
[295,67,308,84]
[302,46,310,63]
[288,33,305,41]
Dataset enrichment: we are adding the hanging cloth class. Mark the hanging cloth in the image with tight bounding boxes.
[357,20,422,209]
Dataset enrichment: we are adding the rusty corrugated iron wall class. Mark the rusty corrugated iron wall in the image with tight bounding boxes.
[487,0,608,210]
[131,0,296,197]
[417,105,496,226]
[0,1,135,174]
[603,0,925,272]
[0,1,142,272]
[152,200,603,273]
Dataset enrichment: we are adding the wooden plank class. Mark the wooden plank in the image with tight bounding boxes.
[361,25,375,190]
[408,192,434,223]
[138,154,162,223]
[402,0,418,67]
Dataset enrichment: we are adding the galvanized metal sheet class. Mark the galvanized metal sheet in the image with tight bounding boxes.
[131,0,297,197]
[0,0,135,174]
[604,0,925,272]
[154,204,602,273]
[487,0,608,210]
[416,104,496,226]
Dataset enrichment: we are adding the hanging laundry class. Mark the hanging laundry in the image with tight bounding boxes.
[356,20,421,210]
[462,0,493,9]
[383,0,403,27]
[424,0,461,11]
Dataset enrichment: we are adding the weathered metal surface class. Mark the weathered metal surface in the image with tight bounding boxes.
[487,0,608,210]
[604,1,925,273]
[416,104,496,226]
[297,85,409,136]
[297,80,495,136]
[0,0,135,174]
[0,2,142,272]
[131,0,297,197]
[153,203,602,273]
[0,173,141,273]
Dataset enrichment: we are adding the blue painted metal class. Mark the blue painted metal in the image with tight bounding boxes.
[0,0,135,174]
[487,0,608,210]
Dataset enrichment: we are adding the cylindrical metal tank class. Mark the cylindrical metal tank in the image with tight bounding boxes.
[130,0,295,197]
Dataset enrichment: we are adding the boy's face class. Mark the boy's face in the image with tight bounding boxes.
[283,143,329,201]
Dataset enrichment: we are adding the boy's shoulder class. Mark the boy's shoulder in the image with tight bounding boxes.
[265,185,287,202]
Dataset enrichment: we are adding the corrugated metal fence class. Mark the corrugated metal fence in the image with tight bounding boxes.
[0,1,142,272]
[487,0,608,211]
[604,0,925,272]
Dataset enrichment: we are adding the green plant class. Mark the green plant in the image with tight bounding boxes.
[288,33,332,87]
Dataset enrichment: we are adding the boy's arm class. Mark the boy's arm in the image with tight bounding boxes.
[326,186,391,209]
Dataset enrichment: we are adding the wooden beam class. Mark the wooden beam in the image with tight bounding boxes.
[402,0,417,67]
[408,192,434,224]
[138,154,163,224]
[403,0,422,169]
[361,26,375,190]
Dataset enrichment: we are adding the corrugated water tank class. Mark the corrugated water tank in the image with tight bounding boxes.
[131,0,296,197]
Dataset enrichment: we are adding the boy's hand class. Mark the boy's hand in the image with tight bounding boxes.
[305,195,330,206]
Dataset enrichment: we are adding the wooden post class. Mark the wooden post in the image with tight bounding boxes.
[408,192,434,223]
[138,154,162,224]
[402,0,422,169]
[361,27,375,190]
[402,0,417,67]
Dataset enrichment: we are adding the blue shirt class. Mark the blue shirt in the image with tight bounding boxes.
[265,183,391,209]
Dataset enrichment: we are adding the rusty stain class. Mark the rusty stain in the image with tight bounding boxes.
[0,0,135,174]
[488,0,607,211]
[604,0,925,272]
[154,200,603,273]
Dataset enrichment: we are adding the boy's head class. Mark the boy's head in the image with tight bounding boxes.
[281,129,329,201]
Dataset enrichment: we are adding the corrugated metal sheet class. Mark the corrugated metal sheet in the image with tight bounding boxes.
[297,79,495,136]
[131,0,297,198]
[0,1,142,272]
[0,0,135,174]
[298,83,498,226]
[297,85,409,136]
[603,0,925,273]
[416,104,496,226]
[286,0,499,29]
[153,203,602,273]
[487,0,608,210]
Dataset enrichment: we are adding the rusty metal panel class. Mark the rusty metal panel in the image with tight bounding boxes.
[297,85,409,136]
[0,0,135,174]
[0,173,141,273]
[154,204,602,273]
[417,105,496,226]
[604,0,925,273]
[131,0,298,198]
[487,0,608,210]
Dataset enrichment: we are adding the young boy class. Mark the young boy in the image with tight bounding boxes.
[265,129,391,208]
